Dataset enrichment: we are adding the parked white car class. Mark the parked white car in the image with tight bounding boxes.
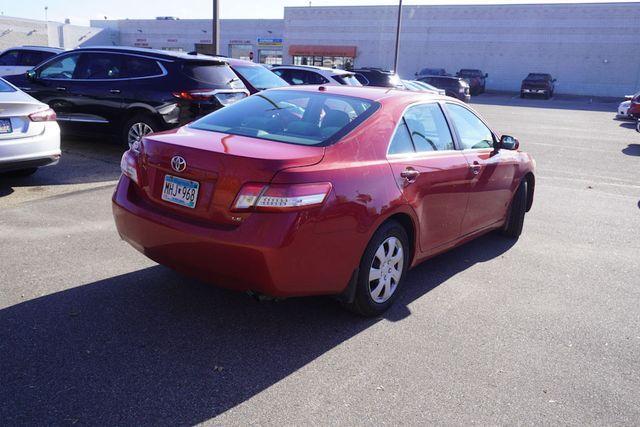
[0,78,60,175]
[0,46,63,77]
[271,65,362,86]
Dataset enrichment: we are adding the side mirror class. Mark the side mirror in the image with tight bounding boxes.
[484,73,489,78]
[552,78,557,83]
[26,69,37,81]
[499,135,519,150]
[625,95,634,101]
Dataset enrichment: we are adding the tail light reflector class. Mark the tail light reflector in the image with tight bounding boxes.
[232,182,332,212]
[29,108,57,122]
[120,150,139,185]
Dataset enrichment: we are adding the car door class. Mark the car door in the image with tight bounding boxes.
[386,102,471,252]
[30,52,82,123]
[444,102,517,234]
[68,52,125,129]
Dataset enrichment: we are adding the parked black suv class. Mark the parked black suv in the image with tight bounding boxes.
[520,73,556,99]
[352,68,404,89]
[417,75,470,102]
[5,47,249,146]
[456,69,488,95]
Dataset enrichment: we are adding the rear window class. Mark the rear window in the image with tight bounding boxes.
[182,61,246,89]
[232,64,287,90]
[0,79,16,92]
[190,90,378,146]
[526,73,549,80]
[459,69,481,77]
[332,74,362,86]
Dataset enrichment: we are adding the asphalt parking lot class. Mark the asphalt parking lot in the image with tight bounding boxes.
[1,94,639,425]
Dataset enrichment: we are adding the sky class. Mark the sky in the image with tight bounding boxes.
[1,0,637,26]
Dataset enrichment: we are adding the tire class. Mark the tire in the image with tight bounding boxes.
[4,167,38,177]
[544,91,551,100]
[344,220,410,317]
[520,92,525,99]
[636,120,640,133]
[121,114,159,149]
[502,180,528,238]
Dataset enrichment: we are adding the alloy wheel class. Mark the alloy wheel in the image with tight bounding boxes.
[127,122,153,149]
[368,236,404,303]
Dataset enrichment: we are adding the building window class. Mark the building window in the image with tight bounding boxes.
[229,44,253,61]
[258,49,283,65]
[293,55,354,70]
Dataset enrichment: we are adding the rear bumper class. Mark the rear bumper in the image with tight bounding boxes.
[0,122,61,171]
[112,176,355,297]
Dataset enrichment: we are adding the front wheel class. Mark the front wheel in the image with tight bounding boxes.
[502,180,528,238]
[344,220,410,317]
[636,120,640,133]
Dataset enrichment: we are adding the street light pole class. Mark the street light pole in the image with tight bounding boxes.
[393,0,403,73]
[212,0,219,55]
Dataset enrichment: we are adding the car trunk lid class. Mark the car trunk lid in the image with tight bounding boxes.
[136,126,325,226]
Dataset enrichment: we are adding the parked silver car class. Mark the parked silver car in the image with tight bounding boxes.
[0,78,60,175]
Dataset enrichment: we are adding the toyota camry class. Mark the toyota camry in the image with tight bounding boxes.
[113,85,535,316]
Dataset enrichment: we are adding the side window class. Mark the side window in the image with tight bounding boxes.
[388,120,415,155]
[0,50,19,66]
[403,103,454,152]
[39,54,80,79]
[446,103,494,150]
[302,70,329,85]
[74,53,123,79]
[124,56,162,78]
[18,51,47,67]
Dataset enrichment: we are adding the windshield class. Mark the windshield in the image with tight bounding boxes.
[526,73,549,81]
[0,78,16,92]
[233,64,288,90]
[459,70,481,77]
[182,61,246,89]
[190,90,377,146]
[332,74,362,86]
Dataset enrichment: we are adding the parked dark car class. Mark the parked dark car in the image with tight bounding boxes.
[415,68,448,78]
[353,68,404,89]
[225,58,288,94]
[5,47,249,147]
[520,73,556,99]
[456,69,488,95]
[417,75,470,102]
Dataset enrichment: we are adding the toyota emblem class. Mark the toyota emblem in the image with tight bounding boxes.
[171,156,187,173]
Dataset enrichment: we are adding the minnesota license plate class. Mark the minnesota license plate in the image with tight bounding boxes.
[0,118,12,134]
[161,174,199,209]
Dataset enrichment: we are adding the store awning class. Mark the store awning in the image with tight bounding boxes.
[289,45,357,57]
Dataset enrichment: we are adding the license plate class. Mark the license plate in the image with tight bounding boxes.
[0,118,12,134]
[161,175,199,209]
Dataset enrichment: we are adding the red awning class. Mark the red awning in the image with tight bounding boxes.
[289,45,357,57]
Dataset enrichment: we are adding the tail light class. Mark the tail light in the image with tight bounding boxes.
[173,89,247,105]
[29,108,57,122]
[232,182,332,212]
[173,90,216,101]
[120,150,139,185]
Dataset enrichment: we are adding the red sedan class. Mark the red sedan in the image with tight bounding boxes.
[113,85,535,316]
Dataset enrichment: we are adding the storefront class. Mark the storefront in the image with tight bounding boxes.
[289,45,357,70]
[257,37,283,65]
[228,39,253,61]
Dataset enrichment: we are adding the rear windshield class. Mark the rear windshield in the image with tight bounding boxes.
[459,69,481,76]
[332,74,362,86]
[232,64,288,90]
[0,79,16,92]
[526,73,550,80]
[182,61,246,89]
[190,90,377,146]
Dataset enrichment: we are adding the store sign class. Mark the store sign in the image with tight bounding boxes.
[200,39,212,44]
[136,38,147,42]
[229,39,251,45]
[257,37,283,47]
[167,38,178,42]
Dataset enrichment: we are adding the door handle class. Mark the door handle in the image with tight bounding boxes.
[470,161,482,175]
[400,168,420,183]
[56,86,67,92]
[109,89,121,94]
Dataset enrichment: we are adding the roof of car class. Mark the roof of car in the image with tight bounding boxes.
[71,46,227,62]
[265,84,442,103]
[271,65,354,75]
[3,46,64,53]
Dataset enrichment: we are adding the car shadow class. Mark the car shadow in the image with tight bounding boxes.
[0,233,515,424]
[622,144,640,156]
[0,136,124,198]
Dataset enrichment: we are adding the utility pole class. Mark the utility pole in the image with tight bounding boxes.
[212,0,219,55]
[44,6,48,21]
[393,0,403,73]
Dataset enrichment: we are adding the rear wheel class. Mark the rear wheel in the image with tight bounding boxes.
[122,114,158,149]
[636,119,640,133]
[344,220,410,317]
[502,180,528,238]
